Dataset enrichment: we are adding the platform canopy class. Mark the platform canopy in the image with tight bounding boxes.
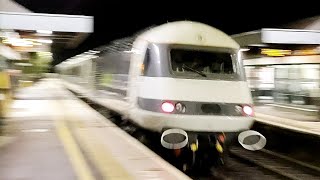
[232,28,320,47]
[232,16,320,48]
[0,0,93,52]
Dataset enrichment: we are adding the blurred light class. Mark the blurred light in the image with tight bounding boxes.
[2,39,10,44]
[161,102,175,113]
[3,38,33,47]
[24,38,52,44]
[240,48,250,52]
[261,48,291,57]
[38,51,53,57]
[124,49,141,54]
[37,30,53,34]
[39,52,52,55]
[6,69,22,75]
[12,42,33,47]
[243,105,254,116]
[36,39,53,44]
[32,42,42,46]
[15,63,33,66]
[88,50,100,54]
[249,44,267,47]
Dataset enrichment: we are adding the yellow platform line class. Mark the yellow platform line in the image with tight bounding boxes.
[74,128,133,180]
[55,119,95,180]
[58,99,133,180]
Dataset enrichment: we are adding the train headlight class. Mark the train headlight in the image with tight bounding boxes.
[175,102,186,113]
[242,105,254,117]
[235,105,254,117]
[161,102,175,113]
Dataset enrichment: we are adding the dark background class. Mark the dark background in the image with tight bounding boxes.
[13,0,320,66]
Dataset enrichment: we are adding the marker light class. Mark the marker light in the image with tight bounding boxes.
[161,102,175,113]
[175,102,186,113]
[243,105,254,116]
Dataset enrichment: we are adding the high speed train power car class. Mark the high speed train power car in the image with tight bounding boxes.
[56,21,255,170]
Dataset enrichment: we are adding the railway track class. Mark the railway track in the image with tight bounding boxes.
[228,146,320,180]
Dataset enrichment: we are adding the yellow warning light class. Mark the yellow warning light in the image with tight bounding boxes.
[190,143,198,152]
[215,141,223,153]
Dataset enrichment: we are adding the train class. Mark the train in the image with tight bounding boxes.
[56,21,255,170]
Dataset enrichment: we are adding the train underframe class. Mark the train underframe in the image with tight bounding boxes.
[124,122,239,173]
[107,112,240,173]
[159,131,238,173]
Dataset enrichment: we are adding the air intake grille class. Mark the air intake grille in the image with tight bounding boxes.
[201,104,222,114]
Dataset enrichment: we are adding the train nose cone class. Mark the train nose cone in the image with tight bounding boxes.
[161,129,188,149]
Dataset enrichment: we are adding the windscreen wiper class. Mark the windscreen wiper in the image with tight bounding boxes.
[182,64,207,77]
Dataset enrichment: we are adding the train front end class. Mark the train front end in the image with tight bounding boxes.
[137,44,254,132]
[130,21,255,170]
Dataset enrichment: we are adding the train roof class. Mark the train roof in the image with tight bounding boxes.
[56,21,239,70]
[94,26,155,53]
[94,21,239,54]
[94,36,135,53]
[138,21,239,49]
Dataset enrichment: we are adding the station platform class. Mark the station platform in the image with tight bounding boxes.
[0,79,191,180]
[254,105,320,136]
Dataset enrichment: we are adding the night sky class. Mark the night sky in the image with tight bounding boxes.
[13,0,320,66]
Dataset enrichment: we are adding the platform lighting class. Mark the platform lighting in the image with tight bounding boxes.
[35,39,53,44]
[240,48,250,52]
[3,38,33,47]
[36,30,53,34]
[15,63,33,66]
[88,50,100,54]
[249,44,268,47]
